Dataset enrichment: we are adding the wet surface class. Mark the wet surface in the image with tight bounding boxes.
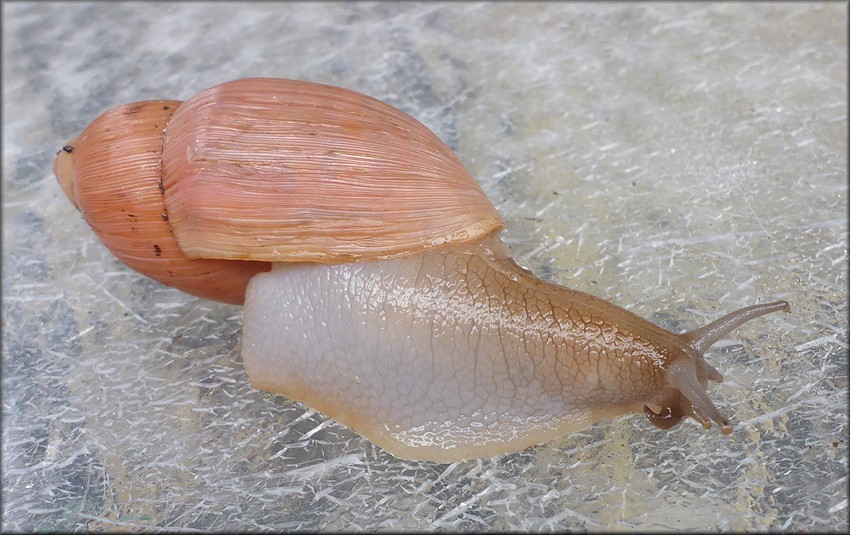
[3,2,847,531]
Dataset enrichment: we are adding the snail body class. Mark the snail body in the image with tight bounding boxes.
[54,78,789,462]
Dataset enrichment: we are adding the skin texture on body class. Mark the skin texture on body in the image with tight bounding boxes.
[242,232,785,462]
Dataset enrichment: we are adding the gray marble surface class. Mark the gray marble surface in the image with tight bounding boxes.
[3,1,847,531]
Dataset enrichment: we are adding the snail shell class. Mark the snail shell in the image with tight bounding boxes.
[54,78,789,462]
[55,78,503,302]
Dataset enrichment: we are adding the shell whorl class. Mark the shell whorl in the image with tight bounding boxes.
[160,78,504,263]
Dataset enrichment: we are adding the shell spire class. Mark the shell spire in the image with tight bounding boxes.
[53,100,269,304]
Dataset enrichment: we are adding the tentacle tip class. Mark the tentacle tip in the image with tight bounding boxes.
[701,417,733,434]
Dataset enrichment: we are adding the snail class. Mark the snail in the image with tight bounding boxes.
[54,78,789,463]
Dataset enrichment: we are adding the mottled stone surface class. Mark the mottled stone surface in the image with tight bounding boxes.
[3,2,846,531]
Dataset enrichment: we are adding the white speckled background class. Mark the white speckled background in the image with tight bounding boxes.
[3,1,847,531]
